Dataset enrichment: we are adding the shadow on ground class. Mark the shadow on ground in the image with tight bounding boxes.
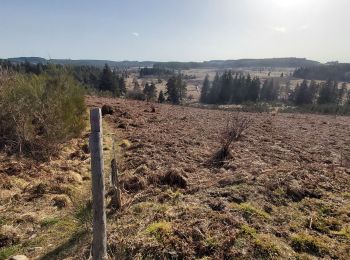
[39,230,90,260]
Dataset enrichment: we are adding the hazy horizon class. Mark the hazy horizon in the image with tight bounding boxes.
[1,0,349,63]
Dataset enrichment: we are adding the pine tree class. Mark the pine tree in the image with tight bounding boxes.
[143,82,157,101]
[118,77,126,95]
[133,78,140,92]
[260,79,279,102]
[111,71,120,97]
[318,80,337,104]
[246,77,260,102]
[218,71,233,103]
[166,74,187,104]
[337,83,347,106]
[309,80,319,104]
[294,79,311,105]
[100,64,114,92]
[207,73,221,104]
[200,74,210,103]
[158,90,165,103]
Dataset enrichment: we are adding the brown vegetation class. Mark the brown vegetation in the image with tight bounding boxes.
[85,96,350,259]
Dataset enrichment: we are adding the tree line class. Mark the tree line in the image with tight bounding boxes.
[200,72,350,113]
[292,79,349,106]
[200,72,262,104]
[0,60,128,97]
[294,64,350,82]
[128,74,187,104]
[139,67,173,77]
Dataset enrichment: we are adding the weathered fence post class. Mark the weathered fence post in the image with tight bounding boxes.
[89,108,107,260]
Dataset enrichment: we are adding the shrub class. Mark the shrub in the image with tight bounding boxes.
[0,67,86,160]
[211,113,252,165]
[126,89,145,101]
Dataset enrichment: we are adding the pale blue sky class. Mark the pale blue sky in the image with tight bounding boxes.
[1,0,349,62]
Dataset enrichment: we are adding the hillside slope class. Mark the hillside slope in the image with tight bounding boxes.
[86,97,350,259]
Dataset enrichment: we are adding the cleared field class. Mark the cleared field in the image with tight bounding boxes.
[86,96,350,259]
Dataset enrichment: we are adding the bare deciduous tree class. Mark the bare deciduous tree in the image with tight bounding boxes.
[212,113,252,166]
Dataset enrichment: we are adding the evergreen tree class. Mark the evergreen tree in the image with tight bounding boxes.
[143,82,157,101]
[260,79,279,102]
[294,79,311,105]
[318,80,338,104]
[158,90,165,103]
[207,73,221,104]
[218,71,233,103]
[133,78,140,92]
[118,77,126,95]
[237,74,249,103]
[111,71,120,97]
[100,64,114,92]
[337,83,347,106]
[309,80,319,104]
[246,77,260,102]
[166,74,187,104]
[200,74,210,103]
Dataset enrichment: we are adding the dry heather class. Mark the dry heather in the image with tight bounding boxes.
[1,95,349,259]
[0,135,90,259]
[86,96,350,259]
[0,117,118,259]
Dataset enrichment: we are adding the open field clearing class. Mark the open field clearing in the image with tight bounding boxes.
[84,96,350,259]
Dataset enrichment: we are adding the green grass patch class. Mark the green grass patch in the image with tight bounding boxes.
[291,232,329,257]
[146,221,172,241]
[40,217,60,228]
[254,234,281,259]
[0,245,20,260]
[236,203,270,219]
[75,200,92,230]
[332,225,350,240]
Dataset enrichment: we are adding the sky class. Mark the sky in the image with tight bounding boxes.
[0,0,349,62]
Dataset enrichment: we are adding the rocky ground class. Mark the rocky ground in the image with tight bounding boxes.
[86,96,350,259]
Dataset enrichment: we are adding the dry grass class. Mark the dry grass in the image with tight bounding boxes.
[0,109,117,259]
[84,96,350,259]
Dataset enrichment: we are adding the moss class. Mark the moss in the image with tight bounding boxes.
[168,189,183,204]
[0,245,20,260]
[146,221,172,241]
[332,225,350,240]
[254,234,281,259]
[40,217,60,228]
[236,203,270,219]
[291,232,329,257]
[240,224,257,238]
[204,236,218,249]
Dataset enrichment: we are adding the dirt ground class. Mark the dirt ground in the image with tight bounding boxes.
[85,96,350,259]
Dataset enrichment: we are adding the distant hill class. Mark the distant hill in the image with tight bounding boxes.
[6,57,154,68]
[293,63,350,82]
[153,58,321,70]
[5,57,321,69]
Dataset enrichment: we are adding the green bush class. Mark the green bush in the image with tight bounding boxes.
[0,68,86,160]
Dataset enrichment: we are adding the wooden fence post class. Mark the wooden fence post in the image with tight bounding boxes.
[89,108,107,260]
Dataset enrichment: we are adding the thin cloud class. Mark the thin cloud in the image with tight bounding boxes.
[272,26,287,33]
[132,32,139,37]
